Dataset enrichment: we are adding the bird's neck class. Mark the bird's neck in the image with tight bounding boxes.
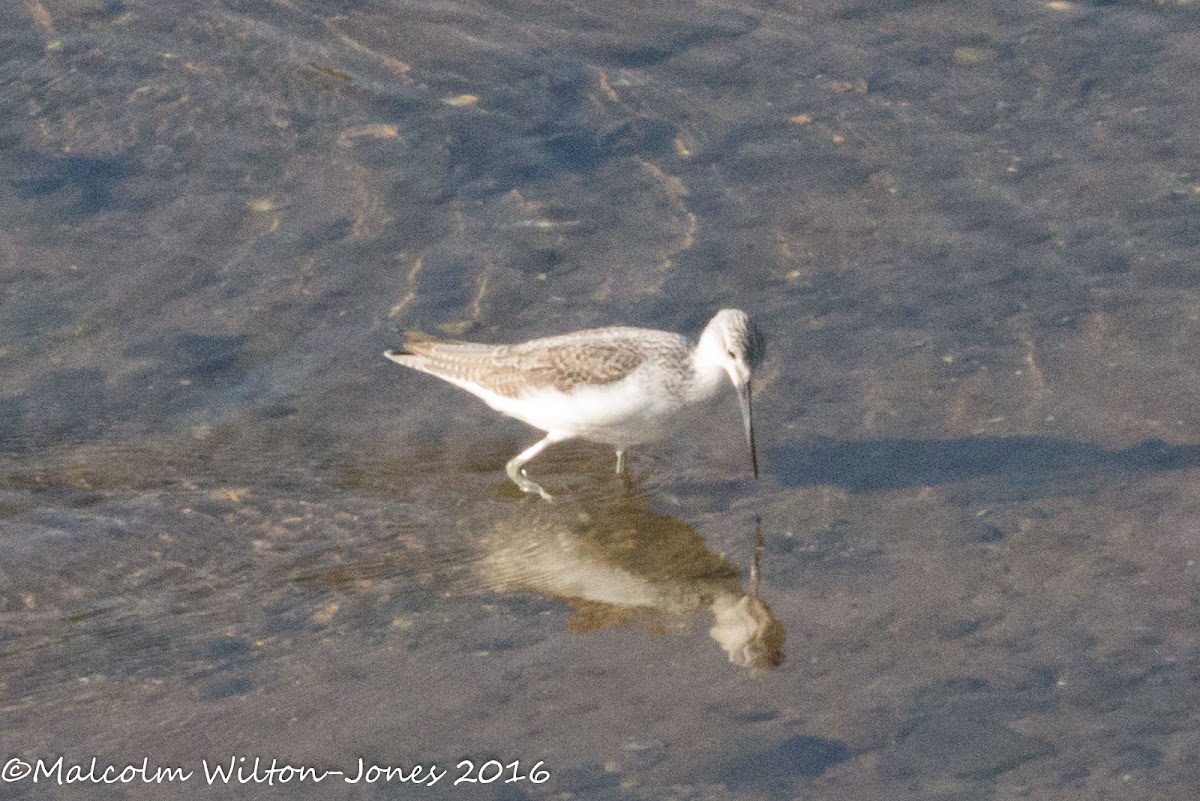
[687,349,728,403]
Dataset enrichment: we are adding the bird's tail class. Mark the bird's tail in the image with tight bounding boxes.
[384,331,439,364]
[383,331,496,371]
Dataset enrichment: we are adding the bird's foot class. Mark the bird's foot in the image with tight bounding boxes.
[517,475,555,502]
[507,464,554,502]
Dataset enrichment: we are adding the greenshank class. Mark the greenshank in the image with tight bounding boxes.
[385,309,764,500]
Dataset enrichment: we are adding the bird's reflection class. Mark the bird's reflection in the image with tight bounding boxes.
[479,498,784,671]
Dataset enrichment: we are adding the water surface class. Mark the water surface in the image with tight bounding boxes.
[3,0,1200,798]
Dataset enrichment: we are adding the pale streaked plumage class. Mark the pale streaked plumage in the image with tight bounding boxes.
[385,309,764,500]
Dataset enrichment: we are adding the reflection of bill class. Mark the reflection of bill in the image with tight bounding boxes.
[481,501,784,671]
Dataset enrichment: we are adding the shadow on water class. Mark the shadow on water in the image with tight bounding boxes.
[770,436,1200,493]
[12,152,135,213]
[719,734,853,791]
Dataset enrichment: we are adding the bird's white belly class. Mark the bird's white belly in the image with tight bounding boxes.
[482,376,682,446]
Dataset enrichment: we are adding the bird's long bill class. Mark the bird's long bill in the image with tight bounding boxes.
[738,381,758,479]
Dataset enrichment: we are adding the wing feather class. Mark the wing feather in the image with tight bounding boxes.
[388,328,680,398]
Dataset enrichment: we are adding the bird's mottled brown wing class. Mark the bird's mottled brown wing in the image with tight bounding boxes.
[393,328,674,398]
[509,338,649,396]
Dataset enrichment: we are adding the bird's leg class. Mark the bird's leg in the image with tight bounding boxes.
[506,433,565,501]
[615,447,635,493]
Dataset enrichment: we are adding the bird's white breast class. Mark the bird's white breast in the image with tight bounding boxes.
[457,369,681,446]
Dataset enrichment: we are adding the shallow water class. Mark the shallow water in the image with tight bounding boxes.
[3,0,1200,798]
